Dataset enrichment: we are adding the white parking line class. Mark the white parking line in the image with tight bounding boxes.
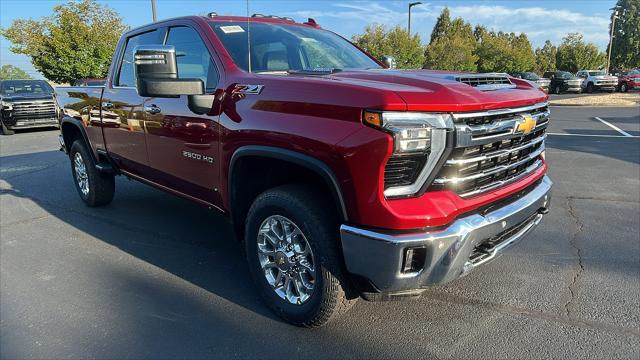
[594,116,633,137]
[547,133,639,138]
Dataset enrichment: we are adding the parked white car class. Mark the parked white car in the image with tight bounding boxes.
[576,70,618,93]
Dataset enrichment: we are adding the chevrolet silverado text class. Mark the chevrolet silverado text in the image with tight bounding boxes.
[55,15,552,327]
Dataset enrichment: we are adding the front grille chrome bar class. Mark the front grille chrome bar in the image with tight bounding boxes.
[433,145,545,186]
[452,101,549,119]
[446,135,546,165]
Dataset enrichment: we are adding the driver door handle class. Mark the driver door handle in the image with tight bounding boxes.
[144,104,161,114]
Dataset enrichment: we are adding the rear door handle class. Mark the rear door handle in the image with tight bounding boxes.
[144,105,161,114]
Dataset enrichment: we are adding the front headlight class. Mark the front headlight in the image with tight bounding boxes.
[1,101,12,111]
[364,111,454,198]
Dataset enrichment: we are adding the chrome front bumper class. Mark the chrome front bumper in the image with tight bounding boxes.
[340,176,552,297]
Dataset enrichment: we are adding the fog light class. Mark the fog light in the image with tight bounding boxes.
[402,247,426,273]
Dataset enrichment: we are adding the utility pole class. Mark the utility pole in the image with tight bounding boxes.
[607,6,620,73]
[408,2,422,36]
[151,0,157,22]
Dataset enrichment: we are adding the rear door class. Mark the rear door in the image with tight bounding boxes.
[144,25,223,205]
[102,29,163,174]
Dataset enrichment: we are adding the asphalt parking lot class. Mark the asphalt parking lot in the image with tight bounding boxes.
[1,106,639,359]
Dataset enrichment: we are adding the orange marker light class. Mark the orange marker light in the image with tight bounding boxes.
[363,111,382,128]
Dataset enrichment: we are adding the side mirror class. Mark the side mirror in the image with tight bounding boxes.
[134,45,204,98]
[381,56,396,69]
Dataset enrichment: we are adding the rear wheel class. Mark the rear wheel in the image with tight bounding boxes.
[244,184,355,327]
[620,82,628,92]
[70,140,115,207]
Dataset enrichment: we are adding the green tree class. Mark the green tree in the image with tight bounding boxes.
[556,33,607,73]
[424,13,477,71]
[353,24,424,69]
[609,0,640,69]
[534,40,557,74]
[1,0,128,84]
[474,30,536,73]
[430,7,451,43]
[0,64,33,80]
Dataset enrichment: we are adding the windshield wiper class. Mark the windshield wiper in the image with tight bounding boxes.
[287,68,342,75]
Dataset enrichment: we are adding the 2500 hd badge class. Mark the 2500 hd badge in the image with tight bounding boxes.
[182,150,214,163]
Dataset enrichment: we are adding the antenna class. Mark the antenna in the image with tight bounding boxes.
[246,0,252,73]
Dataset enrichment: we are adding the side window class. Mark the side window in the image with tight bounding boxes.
[117,30,161,87]
[165,26,218,91]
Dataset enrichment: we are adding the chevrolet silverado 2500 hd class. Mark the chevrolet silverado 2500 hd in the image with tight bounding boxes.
[55,15,552,327]
[1,79,58,135]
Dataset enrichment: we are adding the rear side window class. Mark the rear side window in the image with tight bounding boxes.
[117,30,162,87]
[165,26,218,91]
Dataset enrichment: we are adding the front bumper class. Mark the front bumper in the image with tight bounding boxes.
[341,175,552,298]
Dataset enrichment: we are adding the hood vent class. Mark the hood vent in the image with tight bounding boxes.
[455,73,516,90]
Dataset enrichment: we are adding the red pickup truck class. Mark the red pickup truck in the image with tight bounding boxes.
[55,15,552,327]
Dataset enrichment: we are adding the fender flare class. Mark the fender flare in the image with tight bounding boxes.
[60,117,97,162]
[229,145,349,222]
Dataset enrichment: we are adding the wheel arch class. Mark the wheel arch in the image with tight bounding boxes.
[228,145,349,239]
[60,117,97,162]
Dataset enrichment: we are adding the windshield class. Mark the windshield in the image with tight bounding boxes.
[210,21,381,73]
[558,72,576,80]
[0,80,54,95]
[522,72,540,81]
[588,71,607,76]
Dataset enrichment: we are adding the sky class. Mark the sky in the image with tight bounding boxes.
[1,0,618,79]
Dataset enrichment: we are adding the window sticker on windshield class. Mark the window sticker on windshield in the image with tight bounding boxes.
[220,25,245,34]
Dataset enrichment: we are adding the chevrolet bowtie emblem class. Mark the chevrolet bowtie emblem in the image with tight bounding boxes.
[515,115,537,135]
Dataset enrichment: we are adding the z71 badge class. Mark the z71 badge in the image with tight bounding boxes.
[232,84,264,95]
[182,151,214,164]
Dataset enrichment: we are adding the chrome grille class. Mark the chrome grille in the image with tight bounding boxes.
[431,102,549,197]
[11,100,57,121]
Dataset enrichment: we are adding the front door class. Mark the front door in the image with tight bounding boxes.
[102,29,163,174]
[144,25,222,205]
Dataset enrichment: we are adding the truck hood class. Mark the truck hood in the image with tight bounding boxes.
[1,93,54,102]
[255,69,548,113]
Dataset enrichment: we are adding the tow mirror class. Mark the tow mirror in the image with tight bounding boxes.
[133,45,204,98]
[381,56,396,69]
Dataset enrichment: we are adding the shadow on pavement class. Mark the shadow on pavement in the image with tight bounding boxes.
[1,150,442,359]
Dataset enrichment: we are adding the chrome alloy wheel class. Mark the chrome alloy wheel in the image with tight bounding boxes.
[257,215,316,305]
[73,152,89,196]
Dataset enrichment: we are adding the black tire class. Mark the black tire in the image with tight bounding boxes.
[69,140,115,207]
[553,85,561,94]
[244,184,356,327]
[586,82,594,93]
[0,120,15,135]
[621,83,628,92]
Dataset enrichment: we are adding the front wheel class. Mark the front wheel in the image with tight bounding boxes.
[0,120,14,135]
[245,184,356,327]
[620,83,628,92]
[70,140,115,207]
[553,85,561,94]
[586,82,594,93]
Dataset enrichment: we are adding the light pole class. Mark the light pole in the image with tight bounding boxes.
[151,0,157,22]
[607,6,621,73]
[408,2,422,36]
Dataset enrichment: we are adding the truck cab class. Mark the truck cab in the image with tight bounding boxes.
[55,14,552,327]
